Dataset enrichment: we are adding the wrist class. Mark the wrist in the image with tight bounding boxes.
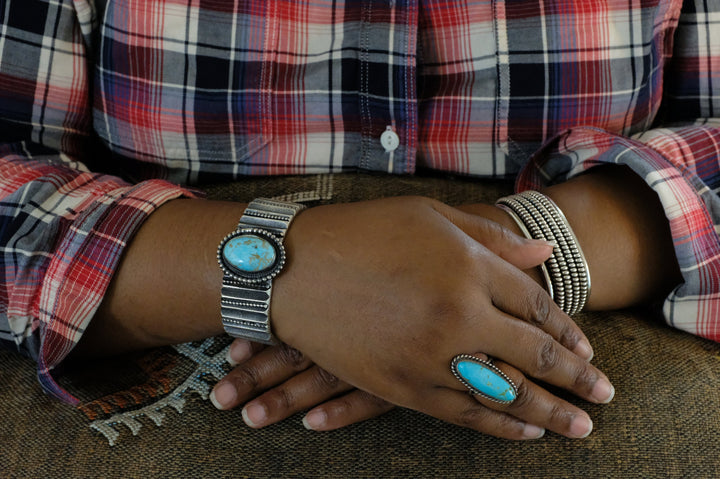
[496,192,590,315]
[81,198,248,356]
[540,165,682,309]
[270,203,327,347]
[217,199,306,345]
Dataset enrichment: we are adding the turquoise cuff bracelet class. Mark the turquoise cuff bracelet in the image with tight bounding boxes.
[218,198,306,344]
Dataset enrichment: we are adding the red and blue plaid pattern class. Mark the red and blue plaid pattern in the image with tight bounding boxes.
[1,0,719,402]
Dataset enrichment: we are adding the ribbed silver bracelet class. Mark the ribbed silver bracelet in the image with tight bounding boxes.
[496,191,591,316]
[217,198,306,344]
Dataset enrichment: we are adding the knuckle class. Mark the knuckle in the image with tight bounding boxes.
[387,367,414,390]
[456,405,492,428]
[572,364,598,394]
[274,385,296,410]
[426,275,480,318]
[483,221,518,257]
[495,223,515,245]
[457,406,522,438]
[494,413,524,438]
[230,367,261,390]
[412,284,475,341]
[418,298,473,345]
[560,327,581,351]
[313,367,341,391]
[357,391,393,411]
[325,396,354,417]
[531,337,560,377]
[547,402,572,429]
[277,344,308,370]
[528,289,551,327]
[414,195,444,210]
[397,196,438,216]
[426,295,464,322]
[506,375,533,410]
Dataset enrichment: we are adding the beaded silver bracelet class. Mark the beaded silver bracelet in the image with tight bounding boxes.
[496,191,591,316]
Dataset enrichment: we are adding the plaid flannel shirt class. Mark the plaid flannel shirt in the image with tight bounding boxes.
[1,0,719,403]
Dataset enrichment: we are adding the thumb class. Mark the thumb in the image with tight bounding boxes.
[439,204,555,270]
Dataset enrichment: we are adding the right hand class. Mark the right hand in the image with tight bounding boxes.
[268,196,613,440]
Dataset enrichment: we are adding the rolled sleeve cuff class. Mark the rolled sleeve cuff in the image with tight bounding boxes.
[517,125,720,341]
[38,180,197,404]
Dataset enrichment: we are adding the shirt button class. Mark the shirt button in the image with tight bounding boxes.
[380,127,400,152]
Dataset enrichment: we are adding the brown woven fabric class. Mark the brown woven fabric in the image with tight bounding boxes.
[2,173,719,478]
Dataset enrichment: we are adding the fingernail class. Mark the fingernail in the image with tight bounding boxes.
[591,378,615,404]
[522,423,545,439]
[210,382,237,410]
[570,414,593,439]
[242,402,267,428]
[226,340,253,367]
[574,339,594,361]
[531,239,557,248]
[302,409,327,430]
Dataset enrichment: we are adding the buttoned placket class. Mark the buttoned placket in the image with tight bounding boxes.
[358,0,419,174]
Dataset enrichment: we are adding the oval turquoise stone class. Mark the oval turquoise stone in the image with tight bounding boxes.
[457,360,517,403]
[223,234,277,273]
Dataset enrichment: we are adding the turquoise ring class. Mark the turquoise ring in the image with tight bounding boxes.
[451,354,518,404]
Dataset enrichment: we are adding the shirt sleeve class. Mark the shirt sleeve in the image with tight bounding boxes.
[0,142,195,404]
[517,0,720,341]
[516,123,720,340]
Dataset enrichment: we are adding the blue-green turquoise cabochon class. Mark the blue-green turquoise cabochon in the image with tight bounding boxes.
[222,234,277,273]
[455,358,517,403]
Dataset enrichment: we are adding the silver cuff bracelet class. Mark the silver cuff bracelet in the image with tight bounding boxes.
[496,191,591,316]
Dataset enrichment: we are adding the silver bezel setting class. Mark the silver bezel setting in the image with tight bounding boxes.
[450,354,518,405]
[217,228,286,284]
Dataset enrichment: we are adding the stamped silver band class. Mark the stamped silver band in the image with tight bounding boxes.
[218,198,306,345]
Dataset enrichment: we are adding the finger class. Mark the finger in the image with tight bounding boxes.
[488,261,594,360]
[302,390,395,431]
[420,387,547,440]
[476,311,614,405]
[438,203,555,270]
[439,355,595,439]
[225,338,265,367]
[210,343,313,410]
[241,366,353,428]
[470,358,595,439]
[440,201,593,360]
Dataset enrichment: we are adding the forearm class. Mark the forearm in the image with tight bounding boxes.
[487,165,682,310]
[74,199,246,356]
[78,165,681,356]
[77,192,619,440]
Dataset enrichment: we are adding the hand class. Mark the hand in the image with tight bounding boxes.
[267,196,611,439]
[210,202,560,431]
[91,168,674,437]
[211,338,395,430]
